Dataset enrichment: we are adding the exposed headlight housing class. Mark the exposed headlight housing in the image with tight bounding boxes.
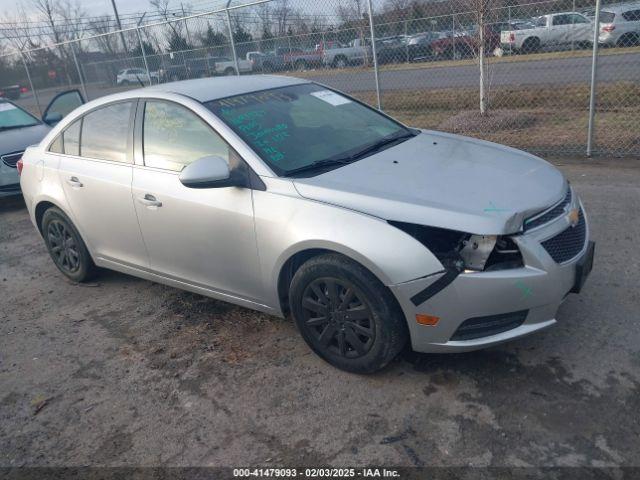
[388,221,523,272]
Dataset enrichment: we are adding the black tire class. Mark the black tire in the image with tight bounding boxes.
[521,37,540,54]
[224,67,236,76]
[262,62,274,73]
[41,207,96,283]
[120,80,129,86]
[289,253,408,374]
[294,60,307,71]
[333,55,348,68]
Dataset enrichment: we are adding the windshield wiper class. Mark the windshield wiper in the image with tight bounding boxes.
[283,129,417,178]
[0,124,38,132]
[284,158,354,177]
[345,129,417,161]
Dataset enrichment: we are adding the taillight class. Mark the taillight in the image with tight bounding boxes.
[509,33,515,42]
[16,158,24,175]
[601,25,615,32]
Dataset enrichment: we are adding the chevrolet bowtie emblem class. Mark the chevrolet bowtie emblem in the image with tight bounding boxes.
[568,208,580,228]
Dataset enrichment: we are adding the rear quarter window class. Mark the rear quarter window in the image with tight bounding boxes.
[80,102,132,162]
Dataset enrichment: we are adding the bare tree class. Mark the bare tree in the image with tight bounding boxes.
[88,15,119,55]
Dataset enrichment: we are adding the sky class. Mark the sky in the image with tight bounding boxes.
[0,0,236,22]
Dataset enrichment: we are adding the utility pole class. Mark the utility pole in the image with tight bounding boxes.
[110,0,128,52]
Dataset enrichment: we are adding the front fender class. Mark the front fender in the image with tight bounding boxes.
[252,180,443,311]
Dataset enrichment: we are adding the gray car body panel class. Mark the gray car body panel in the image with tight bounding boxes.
[1,123,51,194]
[20,76,591,354]
[293,130,566,235]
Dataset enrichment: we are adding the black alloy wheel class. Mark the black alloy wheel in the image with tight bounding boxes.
[47,220,80,274]
[41,207,96,282]
[290,253,408,373]
[300,278,375,359]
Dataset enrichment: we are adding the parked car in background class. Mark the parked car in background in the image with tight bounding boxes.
[373,36,410,64]
[599,4,640,47]
[159,56,253,81]
[1,90,83,197]
[0,85,23,100]
[323,38,371,68]
[283,47,324,70]
[501,12,594,53]
[248,50,288,72]
[406,32,442,61]
[429,23,507,59]
[116,68,159,86]
[210,56,253,76]
[20,76,594,373]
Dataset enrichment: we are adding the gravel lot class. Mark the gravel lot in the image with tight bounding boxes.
[1,158,639,469]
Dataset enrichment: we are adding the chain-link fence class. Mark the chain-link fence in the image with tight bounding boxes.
[1,0,638,156]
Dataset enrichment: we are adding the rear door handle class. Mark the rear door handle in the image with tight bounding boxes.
[66,176,83,188]
[137,193,162,208]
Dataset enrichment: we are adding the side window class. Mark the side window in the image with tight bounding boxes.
[81,102,132,162]
[553,15,568,26]
[143,101,230,172]
[63,119,81,156]
[623,10,640,21]
[569,14,589,24]
[49,134,63,154]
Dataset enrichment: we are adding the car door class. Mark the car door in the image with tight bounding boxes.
[568,14,593,43]
[550,14,572,45]
[131,99,263,302]
[42,89,84,126]
[56,100,149,268]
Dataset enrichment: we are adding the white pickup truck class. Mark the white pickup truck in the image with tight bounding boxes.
[322,38,372,68]
[501,12,594,53]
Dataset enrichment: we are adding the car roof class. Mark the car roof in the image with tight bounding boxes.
[143,75,310,102]
[601,3,640,13]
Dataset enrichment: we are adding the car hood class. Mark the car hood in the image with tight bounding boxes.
[293,130,566,235]
[1,123,51,154]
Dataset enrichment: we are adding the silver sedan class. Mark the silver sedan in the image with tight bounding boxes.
[19,76,594,373]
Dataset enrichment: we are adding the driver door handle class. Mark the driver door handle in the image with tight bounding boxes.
[137,193,162,208]
[66,176,83,188]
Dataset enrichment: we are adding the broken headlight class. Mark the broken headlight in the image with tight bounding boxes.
[388,221,523,272]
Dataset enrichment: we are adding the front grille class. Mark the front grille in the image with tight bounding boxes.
[1,151,23,168]
[451,310,528,341]
[541,208,586,263]
[524,188,572,231]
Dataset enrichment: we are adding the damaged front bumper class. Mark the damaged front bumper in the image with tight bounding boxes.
[390,199,594,354]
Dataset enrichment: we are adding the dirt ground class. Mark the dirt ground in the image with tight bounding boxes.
[1,157,639,469]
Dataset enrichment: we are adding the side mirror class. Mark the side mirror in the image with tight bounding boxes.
[179,155,239,189]
[43,112,63,125]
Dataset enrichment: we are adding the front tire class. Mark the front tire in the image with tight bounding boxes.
[290,254,408,373]
[41,207,96,283]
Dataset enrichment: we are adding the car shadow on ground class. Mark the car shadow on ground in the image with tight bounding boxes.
[0,194,26,213]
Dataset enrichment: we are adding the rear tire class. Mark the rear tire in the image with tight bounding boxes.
[289,253,408,374]
[41,207,96,283]
[333,55,348,68]
[617,33,640,48]
[224,67,236,76]
[521,37,540,54]
[294,60,307,71]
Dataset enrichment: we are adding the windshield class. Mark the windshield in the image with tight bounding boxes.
[599,11,615,23]
[0,101,40,129]
[205,83,409,176]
